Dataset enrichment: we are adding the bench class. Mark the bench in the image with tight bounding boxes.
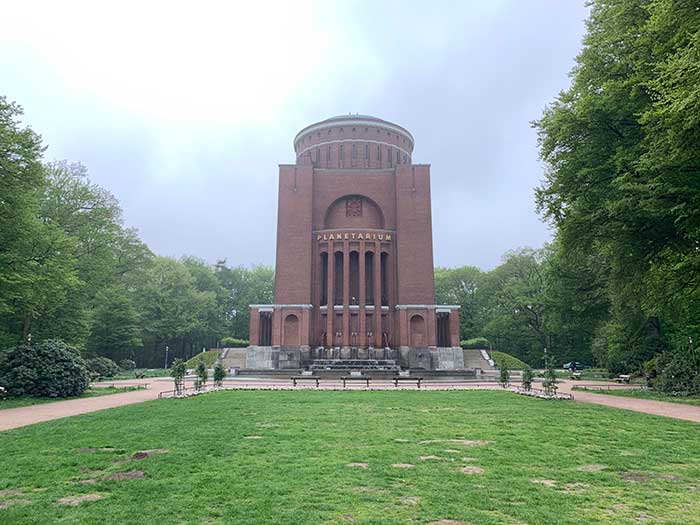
[614,374,631,384]
[341,376,371,388]
[393,376,423,388]
[292,376,320,388]
[135,371,146,379]
[570,372,582,380]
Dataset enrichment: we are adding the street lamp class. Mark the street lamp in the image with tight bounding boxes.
[164,346,169,369]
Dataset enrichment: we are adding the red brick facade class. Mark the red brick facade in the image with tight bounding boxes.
[249,115,460,354]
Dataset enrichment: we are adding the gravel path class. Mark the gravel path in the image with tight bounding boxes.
[1,378,698,431]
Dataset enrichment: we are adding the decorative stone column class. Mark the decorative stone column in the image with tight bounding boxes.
[374,241,382,348]
[358,240,366,348]
[342,240,350,348]
[326,241,334,347]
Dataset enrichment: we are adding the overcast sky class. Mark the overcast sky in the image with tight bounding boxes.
[1,1,589,270]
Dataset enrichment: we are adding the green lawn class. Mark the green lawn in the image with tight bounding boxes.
[0,386,143,411]
[1,390,699,524]
[579,387,700,406]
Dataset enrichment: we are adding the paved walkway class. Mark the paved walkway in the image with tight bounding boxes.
[557,380,700,423]
[1,378,699,432]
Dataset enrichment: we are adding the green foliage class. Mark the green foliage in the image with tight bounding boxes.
[119,359,136,370]
[654,349,700,397]
[460,337,490,349]
[86,356,120,378]
[521,367,534,391]
[543,363,558,397]
[491,351,529,370]
[499,366,510,388]
[0,339,89,397]
[213,362,226,387]
[195,359,208,391]
[170,358,186,395]
[220,337,249,347]
[184,350,221,369]
[534,0,700,384]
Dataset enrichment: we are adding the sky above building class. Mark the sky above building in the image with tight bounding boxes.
[1,1,589,270]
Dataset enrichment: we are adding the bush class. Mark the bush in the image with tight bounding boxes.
[87,356,120,378]
[0,340,90,398]
[220,337,248,348]
[460,337,490,349]
[214,362,226,387]
[119,359,136,371]
[655,352,700,396]
[499,366,510,388]
[491,351,529,370]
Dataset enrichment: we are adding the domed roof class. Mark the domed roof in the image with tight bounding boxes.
[294,114,414,151]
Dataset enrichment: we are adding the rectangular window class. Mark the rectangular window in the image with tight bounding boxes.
[378,145,382,165]
[365,144,369,160]
[340,144,344,160]
[396,150,400,164]
[327,145,331,165]
[351,143,356,159]
[315,148,320,165]
[388,147,393,166]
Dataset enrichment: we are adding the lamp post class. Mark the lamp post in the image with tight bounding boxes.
[164,346,169,369]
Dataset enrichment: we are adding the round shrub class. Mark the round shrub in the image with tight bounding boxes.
[87,356,120,378]
[119,358,136,371]
[0,339,89,398]
[220,337,248,348]
[460,337,490,349]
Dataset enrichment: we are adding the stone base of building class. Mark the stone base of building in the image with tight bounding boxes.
[218,346,494,372]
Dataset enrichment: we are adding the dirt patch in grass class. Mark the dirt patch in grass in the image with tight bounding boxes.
[619,472,650,483]
[428,520,471,525]
[57,493,105,506]
[530,479,557,487]
[392,463,415,469]
[0,498,31,509]
[420,455,447,461]
[113,449,169,464]
[243,435,263,440]
[77,446,122,454]
[400,496,421,505]
[103,470,145,481]
[394,438,410,443]
[0,489,22,498]
[577,464,607,472]
[658,473,680,481]
[346,462,368,469]
[460,466,484,475]
[419,439,492,447]
[443,449,461,454]
[562,482,589,494]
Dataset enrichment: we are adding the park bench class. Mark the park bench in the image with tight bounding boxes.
[341,376,371,388]
[614,374,631,384]
[135,371,146,379]
[393,376,423,388]
[292,376,320,388]
[570,372,582,380]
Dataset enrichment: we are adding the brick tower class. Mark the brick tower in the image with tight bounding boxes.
[240,115,467,371]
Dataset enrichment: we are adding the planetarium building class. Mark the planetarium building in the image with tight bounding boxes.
[220,115,493,374]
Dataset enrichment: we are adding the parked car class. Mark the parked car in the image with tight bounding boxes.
[563,361,584,370]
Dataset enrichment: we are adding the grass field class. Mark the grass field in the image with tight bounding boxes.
[1,390,699,524]
[580,387,700,407]
[0,386,143,411]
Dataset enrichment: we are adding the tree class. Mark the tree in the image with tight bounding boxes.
[195,359,208,391]
[170,358,186,396]
[435,266,485,339]
[534,0,700,380]
[499,366,510,389]
[213,362,226,387]
[521,367,534,391]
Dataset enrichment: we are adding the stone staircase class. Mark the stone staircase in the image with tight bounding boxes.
[309,359,400,372]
